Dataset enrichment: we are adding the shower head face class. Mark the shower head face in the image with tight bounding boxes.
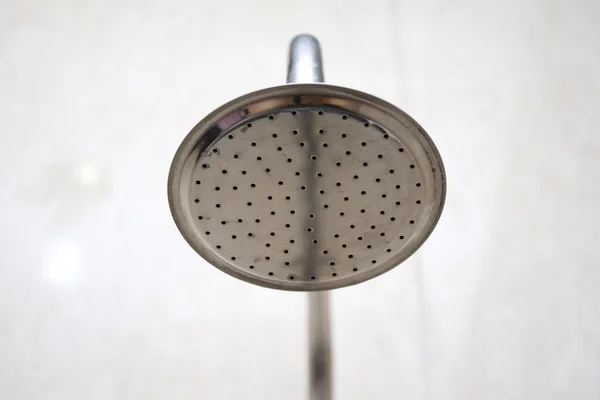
[168,84,446,291]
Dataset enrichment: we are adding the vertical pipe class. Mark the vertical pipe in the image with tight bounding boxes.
[286,34,332,400]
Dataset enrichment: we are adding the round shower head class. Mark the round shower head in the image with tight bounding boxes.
[168,83,445,291]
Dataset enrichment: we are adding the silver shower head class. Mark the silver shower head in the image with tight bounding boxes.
[168,40,445,292]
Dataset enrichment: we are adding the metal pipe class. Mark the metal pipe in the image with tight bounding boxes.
[286,34,332,400]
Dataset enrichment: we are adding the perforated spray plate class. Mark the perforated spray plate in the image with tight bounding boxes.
[168,84,446,291]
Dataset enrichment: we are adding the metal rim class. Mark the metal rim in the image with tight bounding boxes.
[168,83,446,291]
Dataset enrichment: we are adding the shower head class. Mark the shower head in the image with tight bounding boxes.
[168,54,445,293]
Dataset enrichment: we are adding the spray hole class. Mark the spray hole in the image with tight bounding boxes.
[233,186,238,190]
[311,155,318,160]
[380,232,385,237]
[268,272,274,276]
[390,217,396,221]
[231,235,237,239]
[372,260,377,264]
[215,204,221,208]
[363,162,368,167]
[344,197,349,201]
[292,111,297,115]
[247,202,252,206]
[205,231,211,235]
[288,275,295,280]
[380,211,385,215]
[361,142,367,146]
[270,232,275,236]
[336,162,342,167]
[194,199,199,203]
[285,196,291,200]
[306,227,313,232]
[340,212,345,216]
[215,187,220,191]
[416,200,421,204]
[271,211,276,215]
[238,219,243,223]
[334,234,339,238]
[389,169,395,174]
[248,233,253,237]
[251,142,257,147]
[278,181,284,185]
[400,235,405,240]
[196,180,201,184]
[319,129,325,134]
[247,123,252,128]
[382,194,387,198]
[317,172,323,177]
[268,196,273,200]
[342,244,347,248]
[300,142,305,147]
[399,148,404,152]
[322,143,328,147]
[287,158,293,163]
[350,225,355,229]
[221,221,226,225]
[266,243,271,247]
[284,249,289,254]
[360,209,365,213]
[216,245,221,249]
[416,183,421,187]
[251,183,256,187]
[336,182,341,187]
[353,268,358,272]
[309,214,315,218]
[285,224,291,228]
[249,265,254,269]
[323,250,328,254]
[277,146,282,151]
[367,245,372,249]
[358,237,363,241]
[265,168,271,173]
[371,225,376,229]
[396,201,401,206]
[353,175,359,179]
[346,151,352,155]
[410,164,415,169]
[231,257,236,261]
[410,220,415,224]
[361,191,366,195]
[198,216,204,220]
[330,262,335,266]
[233,154,239,159]
[310,276,316,280]
[348,254,354,259]
[324,204,329,208]
[384,134,389,139]
[341,133,347,138]
[268,115,274,120]
[202,164,209,169]
[313,239,318,244]
[290,210,296,215]
[290,239,295,244]
[386,249,392,253]
[285,262,290,266]
[293,130,298,135]
[364,122,370,127]
[332,272,338,277]
[273,134,278,139]
[228,135,234,139]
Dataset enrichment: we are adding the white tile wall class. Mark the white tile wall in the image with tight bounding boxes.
[1,1,599,399]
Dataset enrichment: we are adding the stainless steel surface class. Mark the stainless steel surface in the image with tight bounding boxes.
[286,34,332,400]
[287,34,325,83]
[308,291,332,400]
[168,84,446,291]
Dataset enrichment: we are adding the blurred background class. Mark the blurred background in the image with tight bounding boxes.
[1,1,599,399]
